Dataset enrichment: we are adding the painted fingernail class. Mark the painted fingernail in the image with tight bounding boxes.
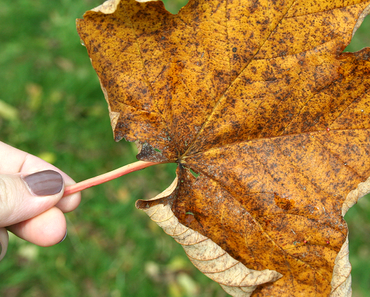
[23,170,63,196]
[58,230,68,244]
[0,243,3,262]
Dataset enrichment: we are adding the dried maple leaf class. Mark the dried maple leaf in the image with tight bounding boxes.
[76,0,370,295]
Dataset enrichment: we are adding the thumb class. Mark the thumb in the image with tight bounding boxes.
[0,170,64,227]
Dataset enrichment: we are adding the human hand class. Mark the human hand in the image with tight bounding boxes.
[0,141,81,261]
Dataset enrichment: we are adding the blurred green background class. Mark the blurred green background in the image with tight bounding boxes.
[0,1,369,296]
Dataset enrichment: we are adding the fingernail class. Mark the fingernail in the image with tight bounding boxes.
[0,242,3,261]
[22,170,63,196]
[0,242,4,261]
[58,230,68,244]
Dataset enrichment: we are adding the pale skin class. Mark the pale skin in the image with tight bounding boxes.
[0,140,158,260]
[0,141,81,246]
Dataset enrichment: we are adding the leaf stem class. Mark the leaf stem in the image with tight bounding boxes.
[63,160,160,197]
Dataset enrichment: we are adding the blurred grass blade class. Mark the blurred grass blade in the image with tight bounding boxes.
[0,100,19,122]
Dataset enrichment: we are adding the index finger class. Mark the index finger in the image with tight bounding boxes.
[0,142,80,212]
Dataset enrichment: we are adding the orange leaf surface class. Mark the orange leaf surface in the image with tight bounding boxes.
[76,0,370,295]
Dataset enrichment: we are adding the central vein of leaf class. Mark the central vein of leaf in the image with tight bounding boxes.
[182,0,297,157]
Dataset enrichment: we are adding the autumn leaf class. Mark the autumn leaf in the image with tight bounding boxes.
[76,0,370,295]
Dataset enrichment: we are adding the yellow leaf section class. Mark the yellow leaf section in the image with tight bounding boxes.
[139,177,282,297]
[138,169,370,297]
[329,176,370,296]
[330,236,351,296]
[343,177,370,216]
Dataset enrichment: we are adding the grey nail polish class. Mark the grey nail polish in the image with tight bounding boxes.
[23,170,63,196]
[58,230,68,244]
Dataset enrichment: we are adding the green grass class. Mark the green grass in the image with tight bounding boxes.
[0,1,369,296]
